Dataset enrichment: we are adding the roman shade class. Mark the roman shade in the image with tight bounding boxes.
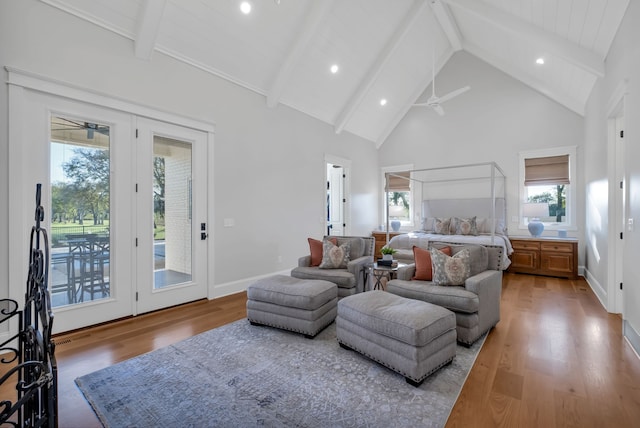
[385,171,411,192]
[524,155,570,186]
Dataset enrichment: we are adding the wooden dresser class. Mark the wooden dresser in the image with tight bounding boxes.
[371,231,402,257]
[508,236,578,279]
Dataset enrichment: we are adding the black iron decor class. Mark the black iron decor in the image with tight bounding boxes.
[0,184,58,427]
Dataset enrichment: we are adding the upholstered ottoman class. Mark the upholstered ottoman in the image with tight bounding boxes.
[336,290,456,386]
[247,275,338,338]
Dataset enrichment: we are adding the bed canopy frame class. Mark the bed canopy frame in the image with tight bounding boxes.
[384,161,507,245]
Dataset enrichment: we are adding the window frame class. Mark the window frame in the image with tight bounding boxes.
[518,146,577,231]
[381,164,414,229]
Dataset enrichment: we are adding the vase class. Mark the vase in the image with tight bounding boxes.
[382,254,393,261]
[390,220,401,231]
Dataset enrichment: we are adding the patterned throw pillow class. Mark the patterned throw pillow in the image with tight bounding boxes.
[308,237,337,267]
[433,217,451,235]
[412,245,451,281]
[453,216,478,236]
[319,240,351,269]
[430,248,471,286]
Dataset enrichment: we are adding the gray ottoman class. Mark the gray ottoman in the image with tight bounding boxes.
[247,275,338,338]
[336,290,456,386]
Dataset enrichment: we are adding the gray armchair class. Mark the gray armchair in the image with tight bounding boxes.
[387,243,503,345]
[291,236,374,297]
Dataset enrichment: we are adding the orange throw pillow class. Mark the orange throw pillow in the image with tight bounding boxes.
[308,237,337,267]
[412,245,451,281]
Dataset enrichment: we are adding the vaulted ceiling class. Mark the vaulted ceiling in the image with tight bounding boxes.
[41,0,629,146]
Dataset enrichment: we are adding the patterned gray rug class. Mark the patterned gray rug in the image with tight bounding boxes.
[76,319,485,428]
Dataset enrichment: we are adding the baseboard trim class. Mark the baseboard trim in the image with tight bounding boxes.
[623,320,640,360]
[582,267,607,311]
[209,269,292,299]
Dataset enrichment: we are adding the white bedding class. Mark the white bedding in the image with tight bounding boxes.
[387,231,513,269]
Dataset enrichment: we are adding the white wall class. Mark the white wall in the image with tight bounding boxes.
[380,51,585,261]
[0,0,379,299]
[584,0,640,352]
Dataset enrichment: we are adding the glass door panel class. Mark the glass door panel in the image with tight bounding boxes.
[50,116,111,307]
[153,137,192,289]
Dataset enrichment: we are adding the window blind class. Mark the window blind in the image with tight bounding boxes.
[385,171,411,192]
[524,155,569,186]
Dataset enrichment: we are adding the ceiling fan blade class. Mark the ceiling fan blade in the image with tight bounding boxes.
[412,103,430,107]
[437,86,470,104]
[432,104,445,116]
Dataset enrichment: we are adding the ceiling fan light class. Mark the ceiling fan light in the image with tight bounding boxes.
[536,57,545,65]
[240,2,252,14]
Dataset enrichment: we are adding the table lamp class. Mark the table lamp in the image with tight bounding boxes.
[523,202,548,237]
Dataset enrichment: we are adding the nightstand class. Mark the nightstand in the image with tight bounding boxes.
[371,231,402,257]
[508,236,578,279]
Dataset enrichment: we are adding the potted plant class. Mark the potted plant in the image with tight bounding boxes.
[380,246,396,261]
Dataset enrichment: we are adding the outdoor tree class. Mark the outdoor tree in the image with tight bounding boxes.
[153,156,166,224]
[62,148,110,225]
[528,185,565,221]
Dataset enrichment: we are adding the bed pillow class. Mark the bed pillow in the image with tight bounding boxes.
[412,245,451,281]
[319,240,351,269]
[308,237,337,267]
[476,217,507,235]
[433,217,452,235]
[453,216,478,236]
[422,217,436,232]
[430,247,471,286]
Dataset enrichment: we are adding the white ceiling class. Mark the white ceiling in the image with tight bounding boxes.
[41,0,629,146]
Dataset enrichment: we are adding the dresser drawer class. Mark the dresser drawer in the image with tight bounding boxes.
[540,242,573,253]
[511,240,540,251]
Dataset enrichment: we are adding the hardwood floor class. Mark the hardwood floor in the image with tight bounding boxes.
[3,274,639,427]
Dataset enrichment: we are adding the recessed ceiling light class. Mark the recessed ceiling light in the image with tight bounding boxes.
[330,64,339,74]
[380,99,387,106]
[240,2,252,14]
[536,57,545,65]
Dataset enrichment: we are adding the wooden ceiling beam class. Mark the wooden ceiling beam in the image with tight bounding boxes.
[334,0,429,135]
[266,0,336,108]
[429,0,462,51]
[444,0,605,78]
[134,0,167,60]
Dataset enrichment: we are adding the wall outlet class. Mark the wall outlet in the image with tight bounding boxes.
[223,218,235,227]
[277,255,283,263]
[628,218,634,231]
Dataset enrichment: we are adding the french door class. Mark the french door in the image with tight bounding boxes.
[135,118,208,314]
[9,89,209,333]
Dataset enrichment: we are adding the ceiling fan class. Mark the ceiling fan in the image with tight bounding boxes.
[413,42,470,116]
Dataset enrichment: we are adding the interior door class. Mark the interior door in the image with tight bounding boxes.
[327,164,345,236]
[135,118,208,314]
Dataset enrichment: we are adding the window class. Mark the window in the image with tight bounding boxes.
[519,146,576,230]
[382,165,414,228]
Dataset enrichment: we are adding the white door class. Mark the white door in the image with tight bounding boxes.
[10,91,135,333]
[614,116,625,313]
[135,118,208,314]
[327,164,345,236]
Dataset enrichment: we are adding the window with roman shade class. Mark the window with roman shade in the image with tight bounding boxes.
[519,147,576,230]
[385,171,410,192]
[524,155,570,186]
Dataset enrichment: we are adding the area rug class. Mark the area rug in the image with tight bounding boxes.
[76,319,485,428]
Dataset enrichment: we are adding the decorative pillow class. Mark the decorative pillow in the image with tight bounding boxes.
[433,217,451,235]
[308,237,337,267]
[412,245,451,281]
[319,240,351,269]
[422,217,436,232]
[430,248,471,286]
[453,216,478,236]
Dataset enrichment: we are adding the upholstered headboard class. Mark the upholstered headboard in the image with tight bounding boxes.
[421,198,507,234]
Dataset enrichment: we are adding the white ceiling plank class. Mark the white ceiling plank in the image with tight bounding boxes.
[334,0,429,134]
[445,0,605,78]
[265,0,336,108]
[134,0,166,60]
[429,0,463,51]
[376,50,455,147]
[463,41,585,116]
